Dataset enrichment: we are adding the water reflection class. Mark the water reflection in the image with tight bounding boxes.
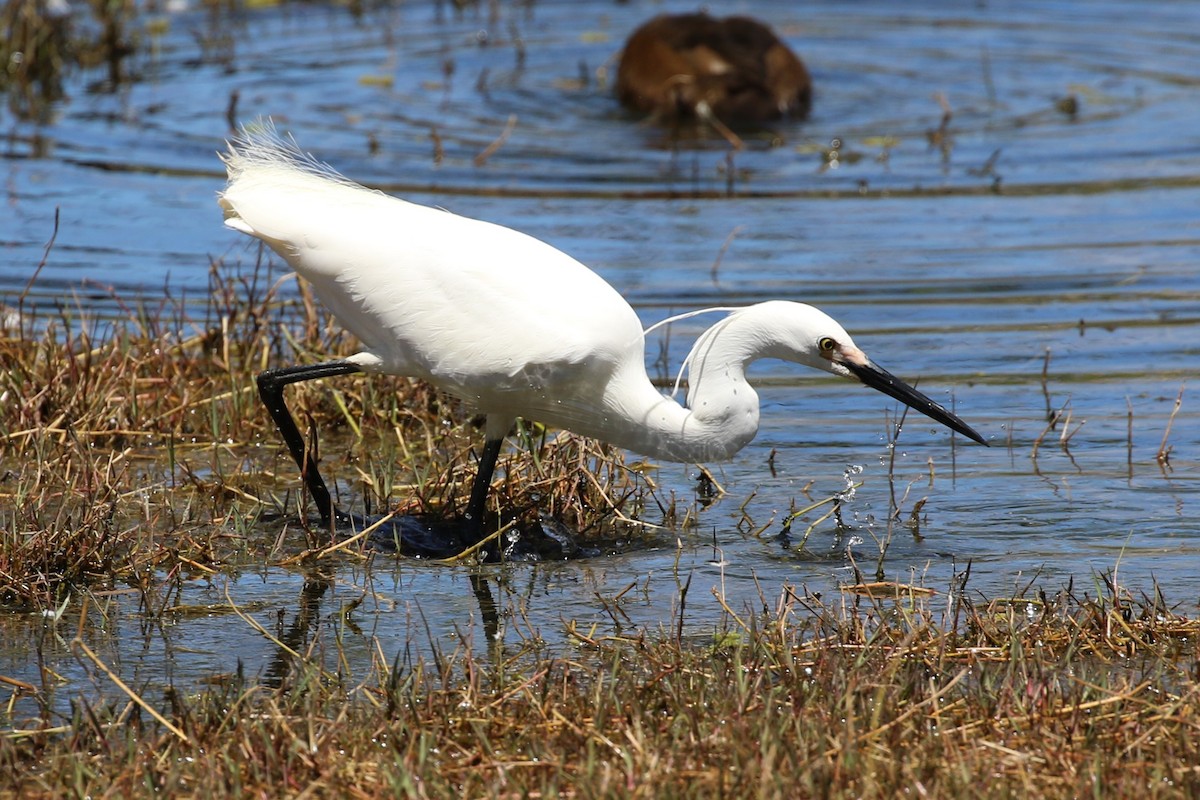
[261,572,330,690]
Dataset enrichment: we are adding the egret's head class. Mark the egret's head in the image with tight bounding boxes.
[757,301,989,445]
[738,301,861,376]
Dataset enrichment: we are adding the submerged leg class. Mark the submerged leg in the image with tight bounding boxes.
[259,362,506,561]
[257,361,363,526]
[464,437,504,561]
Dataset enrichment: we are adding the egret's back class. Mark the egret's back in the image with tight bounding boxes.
[219,132,646,418]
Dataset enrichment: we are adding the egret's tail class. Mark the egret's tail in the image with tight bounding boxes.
[218,121,383,248]
[220,121,344,183]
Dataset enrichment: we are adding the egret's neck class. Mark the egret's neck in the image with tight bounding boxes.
[592,318,765,464]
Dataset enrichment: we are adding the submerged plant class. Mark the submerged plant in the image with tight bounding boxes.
[1,0,73,120]
[1,0,143,121]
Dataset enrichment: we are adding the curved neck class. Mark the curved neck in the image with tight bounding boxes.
[590,316,766,464]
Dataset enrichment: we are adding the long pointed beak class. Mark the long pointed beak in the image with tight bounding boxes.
[843,359,989,446]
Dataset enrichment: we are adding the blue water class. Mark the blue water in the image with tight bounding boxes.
[2,0,1198,717]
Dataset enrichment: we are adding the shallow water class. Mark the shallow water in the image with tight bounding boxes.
[2,0,1200,717]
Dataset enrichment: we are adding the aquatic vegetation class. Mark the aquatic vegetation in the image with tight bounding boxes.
[0,0,143,121]
[2,575,1197,798]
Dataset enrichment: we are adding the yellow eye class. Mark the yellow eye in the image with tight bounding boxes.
[818,337,837,353]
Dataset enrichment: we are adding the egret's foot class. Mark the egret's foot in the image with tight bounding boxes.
[498,515,601,562]
[329,508,469,558]
[327,507,596,561]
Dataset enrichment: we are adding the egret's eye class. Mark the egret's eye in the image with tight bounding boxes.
[818,337,837,353]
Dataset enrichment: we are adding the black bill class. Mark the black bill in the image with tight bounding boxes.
[844,359,988,446]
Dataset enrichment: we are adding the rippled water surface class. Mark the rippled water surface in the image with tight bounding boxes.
[3,0,1200,710]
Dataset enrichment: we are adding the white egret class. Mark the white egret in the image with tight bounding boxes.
[218,127,986,559]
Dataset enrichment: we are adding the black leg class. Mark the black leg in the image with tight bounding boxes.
[259,362,506,561]
[257,361,362,526]
[464,436,504,560]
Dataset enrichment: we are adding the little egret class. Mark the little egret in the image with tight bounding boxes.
[219,128,986,559]
[616,13,812,126]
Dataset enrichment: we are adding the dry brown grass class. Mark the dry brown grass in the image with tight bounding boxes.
[1,0,138,120]
[0,255,664,608]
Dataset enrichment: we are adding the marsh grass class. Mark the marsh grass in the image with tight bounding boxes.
[0,253,666,609]
[2,575,1198,798]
